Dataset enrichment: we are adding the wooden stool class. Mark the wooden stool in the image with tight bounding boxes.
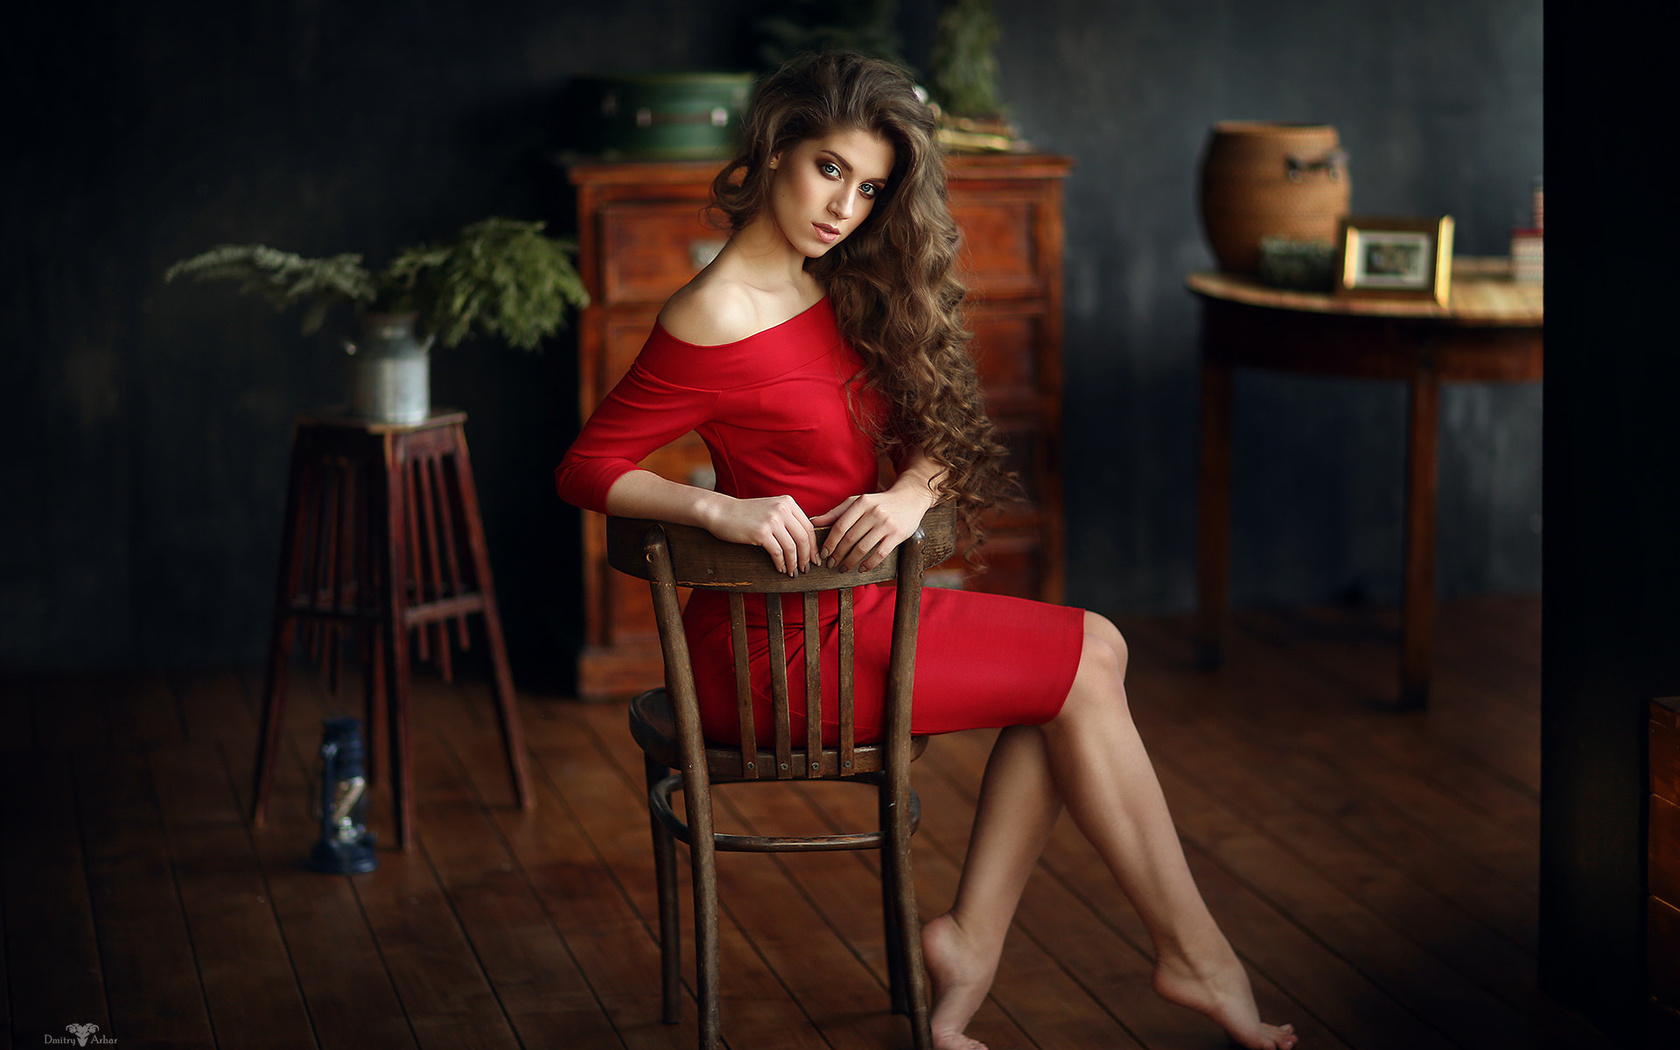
[250,409,532,848]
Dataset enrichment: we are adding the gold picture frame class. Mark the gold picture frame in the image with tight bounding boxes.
[1335,215,1455,305]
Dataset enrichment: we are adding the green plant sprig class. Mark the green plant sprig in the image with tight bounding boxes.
[164,245,377,335]
[165,217,589,351]
[406,218,590,351]
[929,0,1006,118]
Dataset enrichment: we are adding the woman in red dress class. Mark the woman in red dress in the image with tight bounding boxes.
[557,51,1297,1050]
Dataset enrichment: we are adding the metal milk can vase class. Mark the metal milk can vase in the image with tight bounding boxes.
[346,311,434,424]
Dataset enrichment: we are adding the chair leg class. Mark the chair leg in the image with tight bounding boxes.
[683,781,723,1049]
[888,810,932,1050]
[879,783,909,1015]
[645,757,682,1025]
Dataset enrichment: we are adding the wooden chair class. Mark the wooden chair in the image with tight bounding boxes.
[607,508,954,1050]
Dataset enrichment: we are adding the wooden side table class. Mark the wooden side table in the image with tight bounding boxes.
[250,410,532,848]
[1189,259,1544,708]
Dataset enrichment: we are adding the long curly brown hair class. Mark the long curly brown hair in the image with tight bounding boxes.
[709,51,1014,550]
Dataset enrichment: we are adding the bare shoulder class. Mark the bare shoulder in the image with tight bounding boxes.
[660,264,826,346]
[658,276,762,347]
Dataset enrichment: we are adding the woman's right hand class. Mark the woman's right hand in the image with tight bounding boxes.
[603,470,815,576]
[702,493,817,577]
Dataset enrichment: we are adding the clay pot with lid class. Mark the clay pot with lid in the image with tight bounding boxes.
[1197,122,1350,276]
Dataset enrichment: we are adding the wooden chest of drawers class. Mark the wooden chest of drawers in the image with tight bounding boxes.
[567,153,1072,700]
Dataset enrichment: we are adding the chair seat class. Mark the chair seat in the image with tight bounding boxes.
[628,687,928,781]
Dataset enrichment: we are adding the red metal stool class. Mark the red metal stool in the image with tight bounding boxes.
[250,409,532,848]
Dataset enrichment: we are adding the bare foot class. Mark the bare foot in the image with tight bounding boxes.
[921,913,995,1050]
[1153,943,1298,1050]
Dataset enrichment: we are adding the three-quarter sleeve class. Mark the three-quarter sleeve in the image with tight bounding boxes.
[555,329,719,513]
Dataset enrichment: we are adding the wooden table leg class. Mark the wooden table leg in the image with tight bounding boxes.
[252,428,310,828]
[379,433,416,850]
[447,424,533,810]
[1399,363,1441,709]
[1196,355,1235,669]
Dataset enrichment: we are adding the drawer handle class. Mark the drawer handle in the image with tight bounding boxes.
[636,106,730,129]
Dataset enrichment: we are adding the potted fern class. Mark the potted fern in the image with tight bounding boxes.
[166,217,589,423]
[927,0,1020,152]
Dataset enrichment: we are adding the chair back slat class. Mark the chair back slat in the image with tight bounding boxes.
[838,586,856,772]
[728,593,756,778]
[765,593,793,776]
[803,591,822,776]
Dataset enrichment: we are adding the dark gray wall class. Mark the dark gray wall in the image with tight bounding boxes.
[4,0,755,673]
[3,0,1543,676]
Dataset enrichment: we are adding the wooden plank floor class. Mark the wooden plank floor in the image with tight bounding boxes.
[0,596,1623,1050]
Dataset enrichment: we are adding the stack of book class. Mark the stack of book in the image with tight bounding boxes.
[936,114,1021,153]
[1512,229,1544,282]
[1511,178,1543,282]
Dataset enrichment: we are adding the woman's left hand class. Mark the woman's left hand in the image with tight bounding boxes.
[813,485,936,573]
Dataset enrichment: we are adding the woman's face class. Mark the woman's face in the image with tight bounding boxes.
[766,127,895,258]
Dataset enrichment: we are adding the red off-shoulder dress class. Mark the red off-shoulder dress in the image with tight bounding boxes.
[556,298,1083,745]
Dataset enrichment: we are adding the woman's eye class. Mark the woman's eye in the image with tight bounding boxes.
[820,161,841,178]
[859,183,878,199]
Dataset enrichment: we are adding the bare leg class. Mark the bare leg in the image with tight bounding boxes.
[921,613,1297,1050]
[924,725,1062,1049]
